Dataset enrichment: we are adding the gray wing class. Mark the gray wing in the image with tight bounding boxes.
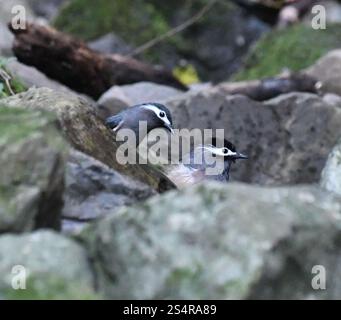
[105,114,124,131]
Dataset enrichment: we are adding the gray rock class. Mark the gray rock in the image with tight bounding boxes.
[0,87,174,192]
[0,107,67,233]
[63,149,155,223]
[26,0,66,20]
[81,182,341,299]
[0,230,98,299]
[163,90,341,185]
[6,59,76,93]
[305,49,341,96]
[88,32,133,55]
[97,82,182,120]
[321,138,341,196]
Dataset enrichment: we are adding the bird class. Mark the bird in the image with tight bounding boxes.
[165,137,248,189]
[105,102,174,144]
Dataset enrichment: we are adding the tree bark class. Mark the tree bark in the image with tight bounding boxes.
[8,22,187,99]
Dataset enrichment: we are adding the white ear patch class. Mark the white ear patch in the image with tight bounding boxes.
[142,104,172,127]
[203,146,237,157]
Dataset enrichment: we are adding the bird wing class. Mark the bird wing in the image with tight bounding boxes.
[105,114,124,131]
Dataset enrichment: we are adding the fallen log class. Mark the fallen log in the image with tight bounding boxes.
[8,22,187,99]
[215,72,320,101]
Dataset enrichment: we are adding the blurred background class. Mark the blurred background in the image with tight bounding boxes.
[2,0,340,88]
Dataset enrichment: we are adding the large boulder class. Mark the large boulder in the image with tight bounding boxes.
[62,149,155,227]
[0,107,67,232]
[163,90,341,185]
[321,138,341,196]
[0,87,174,192]
[0,230,97,299]
[81,182,341,299]
[305,50,341,96]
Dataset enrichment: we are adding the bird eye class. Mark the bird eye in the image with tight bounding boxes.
[159,111,165,118]
[222,148,229,154]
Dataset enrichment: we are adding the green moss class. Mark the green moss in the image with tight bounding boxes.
[0,106,67,157]
[54,0,170,44]
[4,274,101,300]
[0,108,55,144]
[234,23,341,81]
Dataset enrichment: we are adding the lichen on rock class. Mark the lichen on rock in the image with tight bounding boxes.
[0,106,67,232]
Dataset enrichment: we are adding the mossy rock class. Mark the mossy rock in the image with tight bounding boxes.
[234,23,341,81]
[0,231,99,299]
[0,107,57,144]
[0,107,67,232]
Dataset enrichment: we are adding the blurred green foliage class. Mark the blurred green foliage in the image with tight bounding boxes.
[53,0,231,67]
[234,24,341,80]
[54,0,170,44]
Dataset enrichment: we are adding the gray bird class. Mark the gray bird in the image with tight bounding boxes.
[166,137,248,189]
[105,103,174,143]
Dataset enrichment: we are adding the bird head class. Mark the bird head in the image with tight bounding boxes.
[139,103,174,134]
[205,137,248,163]
[105,102,174,136]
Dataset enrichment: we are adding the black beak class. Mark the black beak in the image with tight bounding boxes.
[231,152,248,161]
[164,123,174,134]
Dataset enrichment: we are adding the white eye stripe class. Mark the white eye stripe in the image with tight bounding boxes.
[142,104,171,126]
[203,146,237,157]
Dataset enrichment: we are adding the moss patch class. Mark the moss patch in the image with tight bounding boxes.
[0,108,56,144]
[234,23,341,81]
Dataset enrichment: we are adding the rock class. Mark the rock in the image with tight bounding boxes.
[62,219,89,235]
[81,182,341,299]
[63,149,155,223]
[88,32,133,55]
[0,87,174,192]
[97,82,182,120]
[0,107,67,233]
[0,230,97,299]
[321,138,341,196]
[6,60,76,94]
[0,0,35,56]
[305,50,341,96]
[26,0,66,20]
[163,90,341,185]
